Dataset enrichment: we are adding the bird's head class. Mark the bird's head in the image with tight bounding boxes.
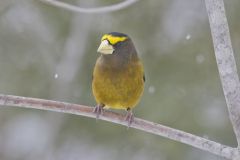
[97,32,130,55]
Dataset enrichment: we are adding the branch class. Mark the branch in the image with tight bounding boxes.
[205,0,240,147]
[38,0,139,14]
[0,94,237,159]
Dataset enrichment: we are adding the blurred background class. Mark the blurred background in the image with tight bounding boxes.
[0,0,240,159]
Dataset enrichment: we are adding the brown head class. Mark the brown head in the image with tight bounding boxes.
[97,32,139,67]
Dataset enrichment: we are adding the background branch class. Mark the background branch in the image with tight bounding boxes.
[0,94,237,159]
[38,0,139,14]
[205,0,240,148]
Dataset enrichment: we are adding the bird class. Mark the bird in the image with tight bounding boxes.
[92,32,145,126]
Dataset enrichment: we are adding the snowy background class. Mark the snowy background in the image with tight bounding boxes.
[0,0,240,160]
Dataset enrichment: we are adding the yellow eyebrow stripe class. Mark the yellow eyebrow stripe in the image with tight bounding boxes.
[101,34,127,45]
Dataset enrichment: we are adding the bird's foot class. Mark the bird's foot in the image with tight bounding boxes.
[125,108,134,128]
[93,104,104,119]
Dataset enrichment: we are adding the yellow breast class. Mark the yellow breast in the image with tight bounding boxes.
[92,58,144,110]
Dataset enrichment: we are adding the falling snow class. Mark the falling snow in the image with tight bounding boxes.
[148,86,156,94]
[54,73,58,79]
[196,54,205,64]
[185,34,191,40]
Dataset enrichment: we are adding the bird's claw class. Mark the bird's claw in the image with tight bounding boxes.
[125,109,134,128]
[93,104,104,119]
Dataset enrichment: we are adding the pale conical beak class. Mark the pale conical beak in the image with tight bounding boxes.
[97,40,114,54]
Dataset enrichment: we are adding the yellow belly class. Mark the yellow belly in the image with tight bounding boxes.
[92,60,144,110]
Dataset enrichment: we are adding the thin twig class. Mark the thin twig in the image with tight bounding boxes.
[205,0,240,149]
[0,94,237,159]
[38,0,139,14]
